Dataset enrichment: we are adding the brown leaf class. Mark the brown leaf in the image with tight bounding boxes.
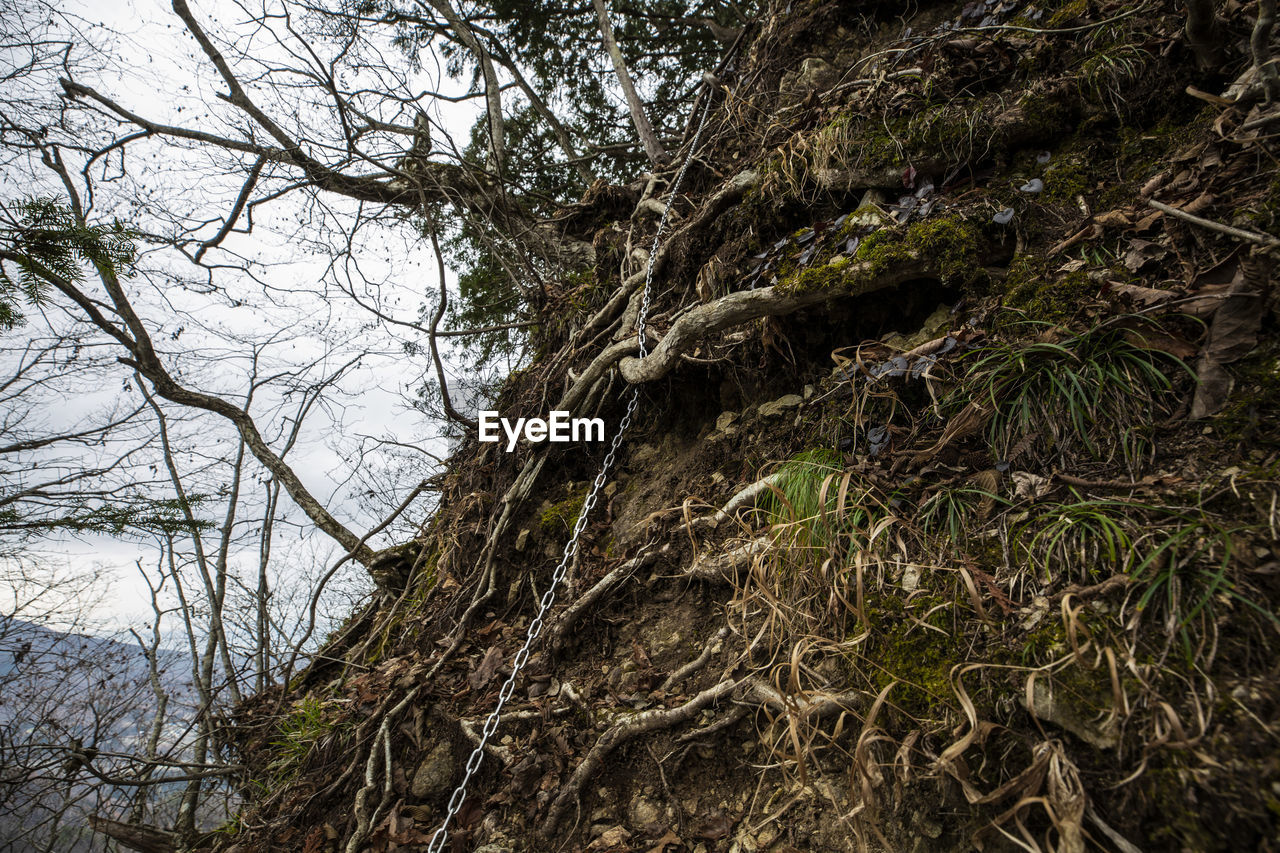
[644,829,682,853]
[631,638,652,669]
[1093,209,1132,229]
[1123,238,1167,272]
[301,827,326,853]
[468,645,504,691]
[1192,257,1271,418]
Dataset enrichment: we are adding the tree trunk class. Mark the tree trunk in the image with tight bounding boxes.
[592,0,667,166]
[1184,0,1225,70]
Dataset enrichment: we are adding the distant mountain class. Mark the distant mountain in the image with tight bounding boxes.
[0,616,200,853]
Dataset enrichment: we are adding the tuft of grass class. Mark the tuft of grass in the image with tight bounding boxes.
[1011,492,1270,661]
[1013,495,1138,583]
[950,320,1186,475]
[761,448,847,548]
[267,696,335,779]
[916,484,1008,547]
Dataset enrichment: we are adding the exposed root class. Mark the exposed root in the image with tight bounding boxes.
[1253,0,1280,103]
[741,677,864,722]
[686,536,772,581]
[538,678,740,837]
[692,475,781,531]
[344,687,420,853]
[618,264,931,385]
[660,626,730,693]
[675,703,750,744]
[460,719,513,766]
[576,169,761,343]
[548,546,660,655]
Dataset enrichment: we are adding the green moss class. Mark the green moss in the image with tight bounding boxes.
[868,592,969,719]
[779,215,988,297]
[909,217,989,288]
[1047,0,1088,26]
[1041,157,1092,203]
[540,482,590,532]
[1001,255,1095,323]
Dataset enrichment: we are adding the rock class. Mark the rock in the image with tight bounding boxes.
[629,796,662,827]
[709,411,740,442]
[1022,678,1118,749]
[588,826,631,850]
[758,395,803,417]
[473,846,513,853]
[785,57,839,93]
[901,304,952,349]
[514,528,530,552]
[900,564,921,593]
[411,739,455,800]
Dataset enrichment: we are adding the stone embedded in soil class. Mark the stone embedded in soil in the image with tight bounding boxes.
[758,394,804,417]
[410,739,455,799]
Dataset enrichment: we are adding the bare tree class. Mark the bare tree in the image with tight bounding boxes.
[592,0,668,165]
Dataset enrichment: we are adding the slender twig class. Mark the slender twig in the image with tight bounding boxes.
[1254,0,1280,102]
[425,217,478,430]
[1148,199,1280,247]
[277,479,430,702]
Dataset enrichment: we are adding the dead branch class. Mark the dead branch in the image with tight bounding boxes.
[86,816,178,853]
[426,219,478,430]
[1148,199,1280,247]
[539,679,740,837]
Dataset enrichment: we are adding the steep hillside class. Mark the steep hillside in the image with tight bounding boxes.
[218,2,1280,851]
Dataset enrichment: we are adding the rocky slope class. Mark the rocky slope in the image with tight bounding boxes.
[218,2,1280,851]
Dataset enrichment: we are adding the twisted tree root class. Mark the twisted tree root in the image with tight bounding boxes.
[539,679,740,837]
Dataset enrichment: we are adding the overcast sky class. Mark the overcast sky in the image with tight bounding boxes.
[3,0,493,633]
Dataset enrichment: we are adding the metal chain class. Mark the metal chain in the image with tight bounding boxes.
[427,89,716,853]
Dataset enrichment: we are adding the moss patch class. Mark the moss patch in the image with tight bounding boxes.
[540,482,590,532]
[1001,255,1096,323]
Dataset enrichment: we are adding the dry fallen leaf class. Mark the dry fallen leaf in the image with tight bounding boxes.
[1191,258,1270,418]
[644,829,682,853]
[468,645,504,691]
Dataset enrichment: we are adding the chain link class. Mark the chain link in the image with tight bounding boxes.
[427,89,716,853]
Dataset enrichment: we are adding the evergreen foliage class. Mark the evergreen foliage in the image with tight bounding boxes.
[0,198,138,329]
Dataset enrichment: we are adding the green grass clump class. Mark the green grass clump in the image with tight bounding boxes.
[267,696,336,779]
[763,448,846,547]
[951,320,1186,475]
